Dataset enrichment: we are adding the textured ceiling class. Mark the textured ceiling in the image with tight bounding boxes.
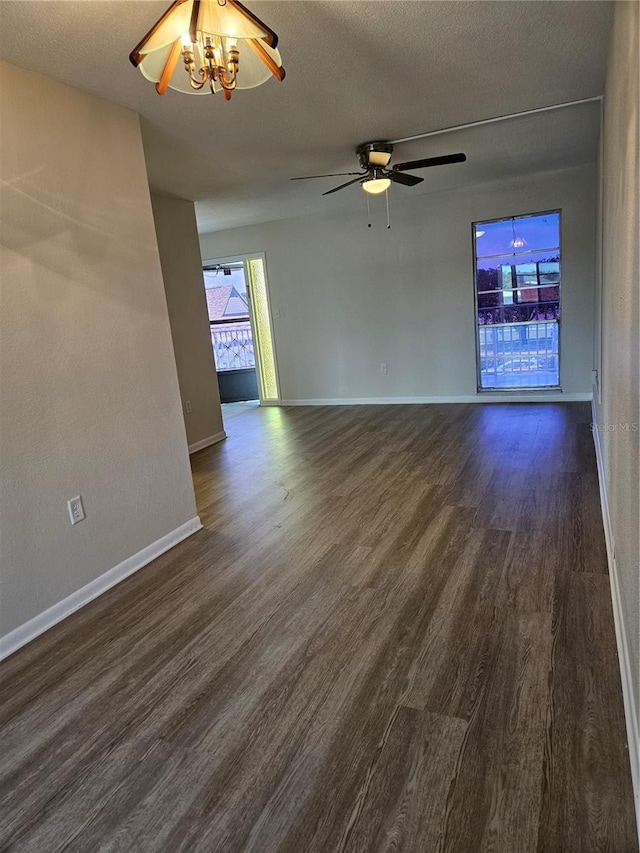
[0,1,612,232]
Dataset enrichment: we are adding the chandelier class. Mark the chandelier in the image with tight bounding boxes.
[510,219,527,249]
[129,0,285,99]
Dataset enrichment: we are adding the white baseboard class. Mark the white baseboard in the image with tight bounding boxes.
[279,393,593,406]
[0,516,203,662]
[188,430,226,454]
[591,400,640,836]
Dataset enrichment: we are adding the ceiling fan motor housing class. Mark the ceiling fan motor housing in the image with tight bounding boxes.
[356,141,394,171]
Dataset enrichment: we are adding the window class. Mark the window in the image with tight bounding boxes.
[203,263,255,372]
[473,211,561,390]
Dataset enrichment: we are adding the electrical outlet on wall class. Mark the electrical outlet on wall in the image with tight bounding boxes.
[380,363,388,375]
[185,400,192,414]
[67,496,85,525]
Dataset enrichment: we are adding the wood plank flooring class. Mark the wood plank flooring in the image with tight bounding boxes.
[1,402,637,852]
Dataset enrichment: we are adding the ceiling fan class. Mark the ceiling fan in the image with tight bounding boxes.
[291,142,467,196]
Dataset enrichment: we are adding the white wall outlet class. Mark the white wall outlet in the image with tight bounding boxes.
[380,362,388,375]
[185,400,192,414]
[67,496,85,525]
[274,308,281,319]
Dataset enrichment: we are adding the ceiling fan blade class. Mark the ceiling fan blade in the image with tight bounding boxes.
[393,152,467,172]
[291,172,363,181]
[388,171,423,187]
[323,177,363,196]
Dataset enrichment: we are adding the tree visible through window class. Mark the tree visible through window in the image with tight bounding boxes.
[474,211,561,389]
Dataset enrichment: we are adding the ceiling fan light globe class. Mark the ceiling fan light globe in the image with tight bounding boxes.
[362,178,391,195]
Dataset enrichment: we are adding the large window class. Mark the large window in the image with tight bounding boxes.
[473,211,561,390]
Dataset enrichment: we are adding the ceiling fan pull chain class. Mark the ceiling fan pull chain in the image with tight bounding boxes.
[366,194,372,228]
[386,188,391,229]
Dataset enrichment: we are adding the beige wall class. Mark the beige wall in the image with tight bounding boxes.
[596,1,639,729]
[200,165,597,402]
[0,62,198,639]
[151,192,224,449]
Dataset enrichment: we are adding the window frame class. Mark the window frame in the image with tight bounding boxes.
[471,208,563,392]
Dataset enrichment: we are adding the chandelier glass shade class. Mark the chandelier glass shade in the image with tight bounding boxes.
[130,0,285,98]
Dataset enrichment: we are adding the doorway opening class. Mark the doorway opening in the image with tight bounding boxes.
[202,254,280,405]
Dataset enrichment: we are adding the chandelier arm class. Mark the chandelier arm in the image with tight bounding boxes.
[219,73,237,91]
[155,39,183,95]
[129,0,189,67]
[215,44,239,90]
[246,38,285,81]
[188,71,208,89]
[182,46,208,87]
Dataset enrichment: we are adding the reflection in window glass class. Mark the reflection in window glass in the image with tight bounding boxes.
[473,212,561,389]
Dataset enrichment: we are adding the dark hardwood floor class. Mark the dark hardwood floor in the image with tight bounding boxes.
[1,402,637,852]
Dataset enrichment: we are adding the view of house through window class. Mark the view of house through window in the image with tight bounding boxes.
[474,211,561,390]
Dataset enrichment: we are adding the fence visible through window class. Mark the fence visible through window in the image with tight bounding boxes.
[478,321,559,388]
[211,322,255,371]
